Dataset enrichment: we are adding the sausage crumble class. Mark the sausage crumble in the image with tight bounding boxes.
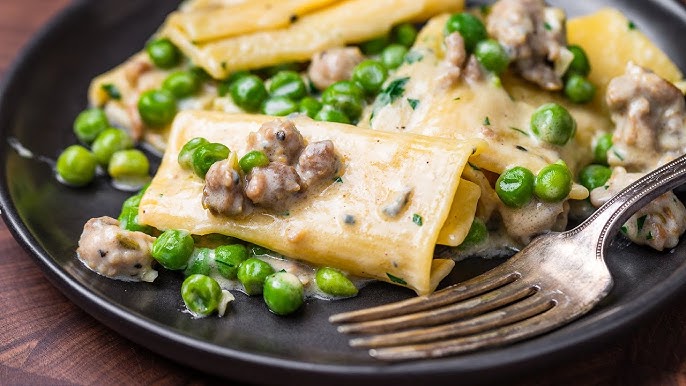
[203,119,340,216]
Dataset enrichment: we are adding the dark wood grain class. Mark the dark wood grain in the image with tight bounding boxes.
[1,1,686,385]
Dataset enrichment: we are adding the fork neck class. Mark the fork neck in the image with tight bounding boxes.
[573,154,686,256]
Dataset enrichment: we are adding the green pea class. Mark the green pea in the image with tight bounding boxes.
[352,60,388,95]
[393,23,418,47]
[321,81,365,120]
[534,162,573,202]
[268,71,307,100]
[495,166,535,208]
[329,80,365,98]
[218,71,251,97]
[579,164,612,191]
[73,108,109,143]
[189,66,211,82]
[444,13,487,52]
[191,142,230,178]
[138,89,177,127]
[263,271,304,315]
[566,45,591,77]
[91,128,133,166]
[237,258,275,295]
[151,229,195,270]
[381,44,408,70]
[146,38,180,69]
[215,244,248,279]
[299,96,322,118]
[360,35,390,55]
[118,191,153,234]
[261,96,299,116]
[314,105,350,124]
[162,71,200,98]
[181,274,223,317]
[56,145,97,186]
[531,103,577,146]
[459,218,488,249]
[185,248,212,276]
[178,137,209,170]
[238,150,270,174]
[593,133,613,165]
[564,74,596,104]
[474,39,509,74]
[230,75,268,112]
[108,149,149,179]
[315,267,358,297]
[117,186,153,234]
[118,206,153,234]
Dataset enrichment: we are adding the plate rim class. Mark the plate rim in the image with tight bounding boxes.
[2,0,686,384]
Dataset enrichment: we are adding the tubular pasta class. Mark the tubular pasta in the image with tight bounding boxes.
[138,111,485,295]
[162,0,463,79]
[168,0,342,43]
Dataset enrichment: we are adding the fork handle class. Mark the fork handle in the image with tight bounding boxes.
[573,154,686,255]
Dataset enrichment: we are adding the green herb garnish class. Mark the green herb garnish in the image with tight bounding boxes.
[509,127,529,136]
[407,98,419,110]
[386,273,407,285]
[637,215,647,231]
[101,83,121,100]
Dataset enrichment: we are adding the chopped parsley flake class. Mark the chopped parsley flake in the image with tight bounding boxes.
[333,176,343,183]
[544,22,552,30]
[453,96,461,101]
[620,225,628,234]
[371,77,410,121]
[628,20,636,30]
[101,83,121,100]
[483,117,491,126]
[510,127,529,136]
[405,50,424,64]
[468,162,480,171]
[221,61,227,70]
[412,213,423,226]
[516,145,528,152]
[386,273,407,285]
[407,98,419,110]
[647,232,653,240]
[637,215,647,231]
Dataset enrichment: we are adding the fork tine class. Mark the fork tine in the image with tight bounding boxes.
[369,303,569,361]
[329,271,520,324]
[336,280,536,334]
[349,291,558,348]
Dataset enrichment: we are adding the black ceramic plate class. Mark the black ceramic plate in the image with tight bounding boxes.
[2,0,686,384]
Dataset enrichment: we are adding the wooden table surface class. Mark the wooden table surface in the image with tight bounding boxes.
[2,1,686,385]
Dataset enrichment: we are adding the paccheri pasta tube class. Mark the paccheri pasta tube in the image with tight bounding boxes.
[163,0,463,79]
[138,111,485,295]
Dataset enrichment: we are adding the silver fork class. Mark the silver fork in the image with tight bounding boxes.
[330,154,686,361]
